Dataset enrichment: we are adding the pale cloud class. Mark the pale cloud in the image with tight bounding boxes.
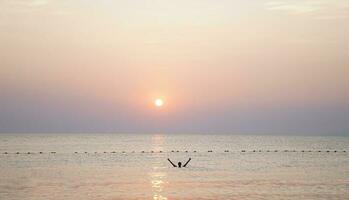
[0,0,65,17]
[30,0,49,6]
[266,1,321,14]
[0,0,50,7]
[266,0,349,19]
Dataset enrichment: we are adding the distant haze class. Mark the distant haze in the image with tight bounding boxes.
[0,0,348,135]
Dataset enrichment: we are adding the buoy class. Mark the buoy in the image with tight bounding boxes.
[301,150,305,152]
[39,152,43,154]
[326,150,330,153]
[252,150,256,152]
[334,150,337,153]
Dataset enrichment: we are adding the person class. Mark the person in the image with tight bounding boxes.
[167,158,191,168]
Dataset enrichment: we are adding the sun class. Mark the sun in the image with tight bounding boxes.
[154,98,164,107]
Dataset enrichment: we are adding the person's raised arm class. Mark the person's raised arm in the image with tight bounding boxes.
[183,158,192,167]
[167,158,177,167]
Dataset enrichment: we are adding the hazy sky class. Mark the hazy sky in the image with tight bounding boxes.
[0,0,348,135]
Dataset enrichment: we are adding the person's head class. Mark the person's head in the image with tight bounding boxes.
[178,162,182,168]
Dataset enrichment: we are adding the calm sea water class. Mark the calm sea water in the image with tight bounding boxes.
[0,134,348,200]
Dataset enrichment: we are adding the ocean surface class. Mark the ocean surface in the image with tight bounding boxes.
[0,134,348,200]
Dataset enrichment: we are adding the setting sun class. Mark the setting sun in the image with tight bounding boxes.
[154,99,164,107]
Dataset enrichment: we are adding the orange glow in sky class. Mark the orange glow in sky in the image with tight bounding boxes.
[0,0,348,134]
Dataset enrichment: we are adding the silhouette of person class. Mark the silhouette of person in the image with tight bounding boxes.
[167,158,191,168]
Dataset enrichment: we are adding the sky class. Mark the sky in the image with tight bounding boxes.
[0,0,348,135]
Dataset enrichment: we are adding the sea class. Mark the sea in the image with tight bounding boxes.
[0,134,348,200]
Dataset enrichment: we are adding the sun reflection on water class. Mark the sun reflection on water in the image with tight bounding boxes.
[153,194,167,200]
[150,134,168,200]
[150,172,168,200]
[151,134,165,152]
